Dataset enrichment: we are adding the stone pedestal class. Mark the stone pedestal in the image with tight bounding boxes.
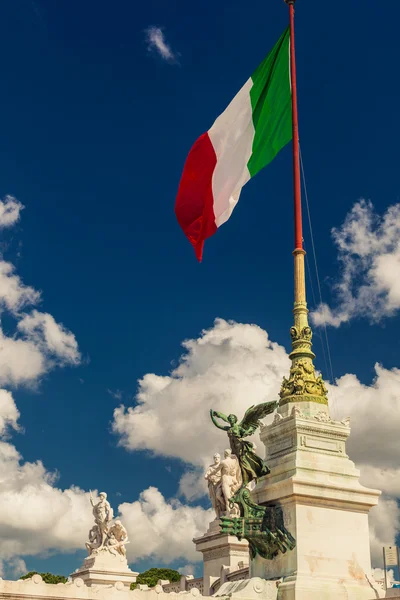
[194,519,249,596]
[250,405,384,600]
[71,551,138,589]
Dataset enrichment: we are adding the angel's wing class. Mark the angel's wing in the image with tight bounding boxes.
[239,401,278,436]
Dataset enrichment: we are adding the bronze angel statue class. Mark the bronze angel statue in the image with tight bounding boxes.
[210,401,278,486]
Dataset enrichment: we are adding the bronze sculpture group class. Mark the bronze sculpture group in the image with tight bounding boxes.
[209,402,296,560]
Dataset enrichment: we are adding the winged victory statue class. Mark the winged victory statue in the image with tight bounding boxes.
[209,400,296,560]
[210,400,278,486]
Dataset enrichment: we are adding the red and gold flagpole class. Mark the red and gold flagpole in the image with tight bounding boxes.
[285,0,307,321]
[287,0,303,253]
[279,0,329,411]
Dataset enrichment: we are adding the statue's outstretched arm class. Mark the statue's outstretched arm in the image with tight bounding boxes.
[210,409,230,431]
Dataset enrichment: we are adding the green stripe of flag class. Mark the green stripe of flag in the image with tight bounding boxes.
[247,26,292,178]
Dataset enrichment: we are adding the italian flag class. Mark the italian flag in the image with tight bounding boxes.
[175,27,292,261]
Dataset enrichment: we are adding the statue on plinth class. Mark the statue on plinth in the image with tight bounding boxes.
[85,492,129,558]
[210,402,296,560]
[205,450,242,518]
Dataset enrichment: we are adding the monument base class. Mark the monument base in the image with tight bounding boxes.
[275,573,384,600]
[214,578,280,600]
[194,519,249,596]
[250,407,385,600]
[71,550,138,589]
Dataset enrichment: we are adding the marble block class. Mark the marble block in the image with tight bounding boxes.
[251,408,384,600]
[194,519,249,596]
[71,551,138,589]
[213,577,279,600]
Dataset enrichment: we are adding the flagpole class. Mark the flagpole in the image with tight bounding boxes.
[285,0,306,310]
[279,0,329,412]
[286,0,302,253]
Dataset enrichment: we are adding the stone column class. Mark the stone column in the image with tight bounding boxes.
[193,519,249,596]
[251,408,384,600]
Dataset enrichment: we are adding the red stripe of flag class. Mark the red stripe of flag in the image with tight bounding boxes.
[175,133,218,262]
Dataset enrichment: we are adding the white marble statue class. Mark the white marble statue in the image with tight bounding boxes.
[90,491,113,547]
[206,449,242,517]
[85,524,102,554]
[108,519,129,557]
[86,492,129,558]
[205,453,225,519]
[220,449,242,515]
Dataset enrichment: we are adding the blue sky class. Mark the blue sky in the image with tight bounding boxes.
[0,0,400,581]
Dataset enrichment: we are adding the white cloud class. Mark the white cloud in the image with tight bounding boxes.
[107,389,123,401]
[0,556,28,579]
[330,365,400,471]
[113,319,400,568]
[328,364,400,566]
[0,196,81,386]
[0,195,88,570]
[2,315,400,570]
[312,200,400,327]
[17,310,81,366]
[0,434,92,562]
[368,497,400,566]
[0,196,23,229]
[112,319,288,467]
[0,308,80,388]
[0,390,20,437]
[145,26,178,63]
[178,468,207,502]
[0,193,211,571]
[0,261,40,314]
[0,330,46,387]
[0,406,210,569]
[178,565,195,576]
[372,567,394,587]
[119,487,211,564]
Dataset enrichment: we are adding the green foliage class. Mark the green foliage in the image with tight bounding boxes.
[130,568,181,591]
[20,572,67,585]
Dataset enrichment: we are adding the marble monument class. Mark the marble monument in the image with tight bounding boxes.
[71,491,138,589]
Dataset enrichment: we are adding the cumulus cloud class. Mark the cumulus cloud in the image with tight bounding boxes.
[0,196,81,387]
[0,428,92,564]
[328,364,400,565]
[0,312,80,388]
[178,565,195,576]
[0,193,210,572]
[0,261,40,314]
[0,390,20,437]
[17,310,81,366]
[2,315,400,571]
[113,319,400,567]
[312,200,400,327]
[0,196,23,229]
[178,468,207,502]
[119,487,211,563]
[145,26,178,63]
[372,567,394,587]
[330,365,400,471]
[112,319,288,467]
[0,406,209,570]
